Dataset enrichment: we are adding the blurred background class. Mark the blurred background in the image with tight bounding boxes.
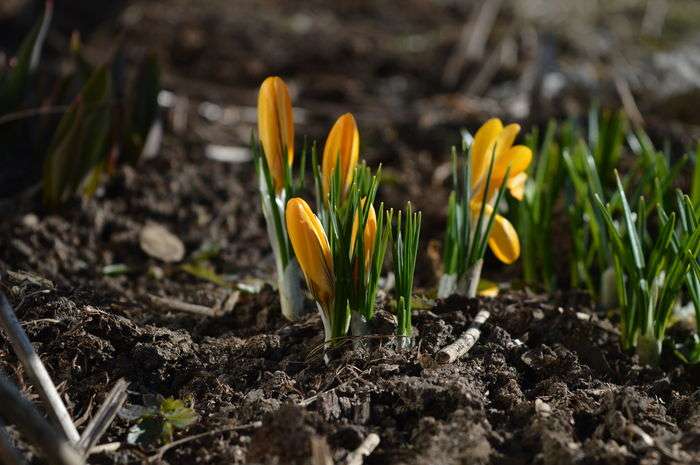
[1,0,699,282]
[3,0,699,177]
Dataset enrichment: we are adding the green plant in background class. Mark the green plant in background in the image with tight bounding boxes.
[0,2,161,205]
[0,0,52,111]
[626,127,689,214]
[691,144,700,206]
[660,191,700,364]
[562,137,614,301]
[563,108,689,305]
[513,120,567,292]
[0,1,53,198]
[42,47,161,207]
[595,172,700,365]
[42,66,112,206]
[439,119,531,298]
[393,202,421,347]
[561,108,631,303]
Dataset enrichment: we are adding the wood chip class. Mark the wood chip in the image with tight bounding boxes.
[139,224,185,263]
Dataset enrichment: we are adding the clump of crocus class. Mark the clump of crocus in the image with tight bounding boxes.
[284,116,392,345]
[439,118,532,298]
[254,76,307,321]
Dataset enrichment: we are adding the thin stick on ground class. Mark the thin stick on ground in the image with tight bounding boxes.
[0,419,27,465]
[346,433,380,465]
[147,294,221,317]
[436,309,490,364]
[0,374,83,465]
[147,421,262,463]
[77,378,129,453]
[0,292,80,442]
[87,442,121,455]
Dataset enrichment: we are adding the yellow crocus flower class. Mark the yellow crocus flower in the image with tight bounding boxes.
[285,198,334,309]
[471,201,521,265]
[322,113,359,201]
[258,76,294,193]
[470,118,532,202]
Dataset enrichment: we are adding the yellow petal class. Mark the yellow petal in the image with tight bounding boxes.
[477,279,499,297]
[469,201,520,264]
[488,213,520,265]
[363,204,377,270]
[350,200,377,271]
[493,144,531,182]
[285,198,334,307]
[258,76,294,193]
[494,124,520,160]
[322,113,360,200]
[507,172,528,201]
[470,118,502,190]
[473,135,531,203]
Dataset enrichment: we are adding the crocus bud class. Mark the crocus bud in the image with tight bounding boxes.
[286,198,334,309]
[258,76,294,193]
[322,113,359,201]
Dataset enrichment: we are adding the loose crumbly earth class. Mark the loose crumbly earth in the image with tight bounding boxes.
[1,144,699,465]
[2,1,700,464]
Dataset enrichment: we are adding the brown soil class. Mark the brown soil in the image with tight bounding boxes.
[2,1,700,464]
[2,145,700,464]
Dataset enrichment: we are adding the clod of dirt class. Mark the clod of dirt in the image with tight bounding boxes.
[248,404,318,465]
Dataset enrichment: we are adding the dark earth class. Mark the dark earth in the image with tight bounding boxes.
[2,1,700,464]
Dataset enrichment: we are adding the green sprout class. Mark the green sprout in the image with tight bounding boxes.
[594,172,700,365]
[393,203,421,346]
[124,397,198,445]
[661,191,700,364]
[514,120,566,292]
[323,163,391,340]
[561,107,688,305]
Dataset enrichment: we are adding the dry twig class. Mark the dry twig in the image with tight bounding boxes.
[346,433,380,465]
[437,309,490,364]
[147,293,220,317]
[0,374,83,465]
[87,442,121,455]
[443,0,504,86]
[78,378,129,453]
[0,292,80,442]
[613,73,645,129]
